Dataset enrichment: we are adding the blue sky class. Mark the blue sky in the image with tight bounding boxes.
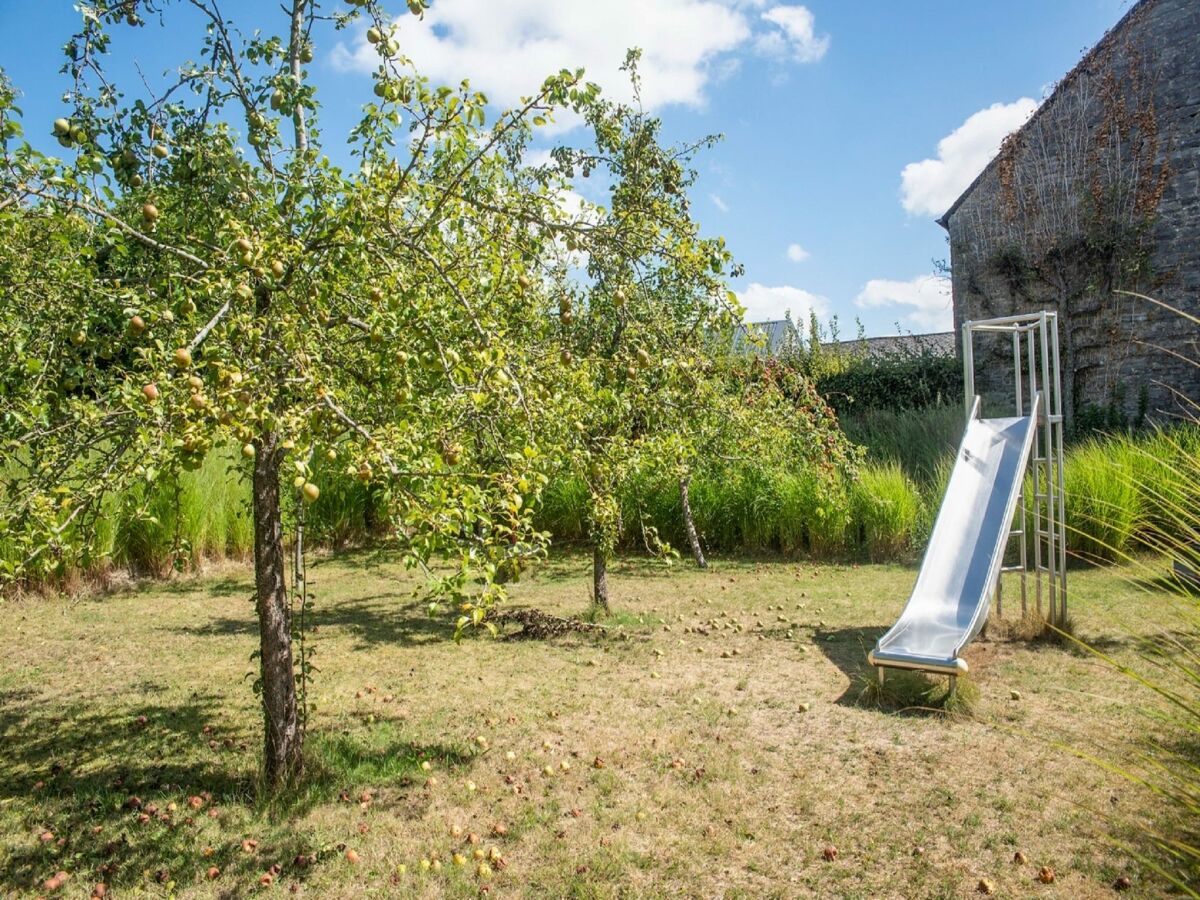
[0,0,1130,335]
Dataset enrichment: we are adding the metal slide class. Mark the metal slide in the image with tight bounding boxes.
[868,397,1039,676]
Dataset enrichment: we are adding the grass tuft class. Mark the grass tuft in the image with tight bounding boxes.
[856,668,978,716]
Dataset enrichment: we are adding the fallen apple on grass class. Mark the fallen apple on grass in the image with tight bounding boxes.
[43,871,70,892]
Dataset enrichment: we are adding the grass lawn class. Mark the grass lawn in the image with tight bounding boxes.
[0,550,1186,898]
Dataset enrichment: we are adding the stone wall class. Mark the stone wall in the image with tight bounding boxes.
[943,0,1200,429]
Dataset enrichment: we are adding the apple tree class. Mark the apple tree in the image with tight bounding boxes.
[0,2,693,785]
[535,55,744,609]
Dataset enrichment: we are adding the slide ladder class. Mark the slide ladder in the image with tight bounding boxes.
[868,312,1066,684]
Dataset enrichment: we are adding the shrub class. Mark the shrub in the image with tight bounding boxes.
[818,350,961,414]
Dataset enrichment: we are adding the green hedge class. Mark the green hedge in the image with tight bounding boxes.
[817,351,961,414]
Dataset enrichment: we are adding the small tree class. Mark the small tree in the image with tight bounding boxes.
[543,54,741,610]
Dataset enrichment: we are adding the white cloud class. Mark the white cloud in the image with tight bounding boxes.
[899,98,1038,217]
[710,193,730,213]
[330,1,828,124]
[737,282,828,323]
[522,148,556,169]
[855,274,952,331]
[785,242,809,263]
[755,6,830,63]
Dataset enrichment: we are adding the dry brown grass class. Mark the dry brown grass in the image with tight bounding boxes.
[0,551,1183,898]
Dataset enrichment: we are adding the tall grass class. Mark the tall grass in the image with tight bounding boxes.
[1040,426,1200,564]
[1062,438,1144,562]
[7,410,1197,583]
[1061,295,1200,893]
[840,402,963,485]
[529,461,912,561]
[0,443,386,586]
[112,447,256,575]
[850,463,922,561]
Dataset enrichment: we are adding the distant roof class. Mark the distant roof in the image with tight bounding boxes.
[936,0,1155,228]
[735,320,955,359]
[825,331,956,359]
[732,319,796,355]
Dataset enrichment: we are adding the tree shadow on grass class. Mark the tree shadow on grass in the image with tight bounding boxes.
[520,550,682,586]
[812,626,889,708]
[0,688,472,894]
[1128,571,1200,599]
[159,574,253,598]
[173,592,462,649]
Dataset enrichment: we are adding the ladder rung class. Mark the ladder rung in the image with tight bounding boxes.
[1000,565,1025,572]
[1008,529,1024,537]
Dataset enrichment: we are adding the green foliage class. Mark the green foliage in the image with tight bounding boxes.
[817,348,961,414]
[915,453,955,547]
[534,461,899,561]
[113,445,254,575]
[1030,426,1200,564]
[850,463,922,562]
[1066,302,1200,892]
[1073,381,1150,439]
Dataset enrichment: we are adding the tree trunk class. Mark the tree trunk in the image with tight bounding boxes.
[592,542,610,612]
[252,437,303,787]
[679,476,707,568]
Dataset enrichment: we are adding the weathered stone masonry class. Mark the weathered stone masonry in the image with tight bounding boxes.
[940,0,1199,427]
